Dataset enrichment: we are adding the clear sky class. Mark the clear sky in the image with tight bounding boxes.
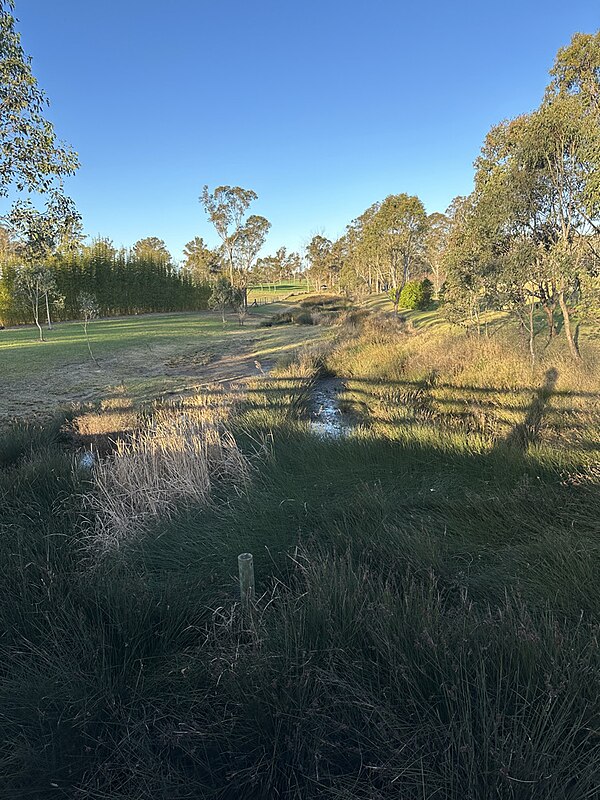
[13,0,600,261]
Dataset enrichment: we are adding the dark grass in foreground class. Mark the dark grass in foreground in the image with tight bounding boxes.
[1,323,599,798]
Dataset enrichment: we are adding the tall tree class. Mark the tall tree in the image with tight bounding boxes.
[546,31,600,111]
[132,237,171,264]
[182,236,220,283]
[233,214,271,302]
[424,211,451,293]
[200,185,260,284]
[305,235,333,290]
[369,194,428,310]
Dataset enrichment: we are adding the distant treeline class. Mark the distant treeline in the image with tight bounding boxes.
[0,238,211,327]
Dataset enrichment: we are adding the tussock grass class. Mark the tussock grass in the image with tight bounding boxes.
[87,399,249,551]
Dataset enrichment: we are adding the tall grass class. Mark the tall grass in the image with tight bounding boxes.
[0,312,599,797]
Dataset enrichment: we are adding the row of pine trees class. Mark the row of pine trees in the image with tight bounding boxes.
[0,238,211,327]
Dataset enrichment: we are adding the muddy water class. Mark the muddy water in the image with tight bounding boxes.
[309,377,349,438]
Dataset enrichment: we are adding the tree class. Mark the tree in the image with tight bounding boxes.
[305,235,332,290]
[132,237,171,264]
[424,212,451,293]
[470,90,600,359]
[546,31,600,111]
[78,291,100,366]
[441,195,498,334]
[0,1,78,198]
[5,194,79,334]
[233,214,271,305]
[200,185,259,284]
[13,264,55,340]
[368,194,428,310]
[208,275,235,323]
[182,236,220,284]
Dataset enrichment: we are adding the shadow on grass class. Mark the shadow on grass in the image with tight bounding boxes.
[2,364,599,797]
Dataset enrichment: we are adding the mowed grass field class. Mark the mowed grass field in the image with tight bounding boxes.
[248,280,309,303]
[0,304,326,418]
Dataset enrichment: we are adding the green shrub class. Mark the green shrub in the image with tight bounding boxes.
[398,279,432,310]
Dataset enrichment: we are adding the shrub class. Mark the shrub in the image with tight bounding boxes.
[398,279,432,310]
[292,310,314,325]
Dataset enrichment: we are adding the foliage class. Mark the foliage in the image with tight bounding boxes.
[182,236,221,284]
[0,1,78,198]
[0,239,211,326]
[397,278,431,310]
[201,185,270,290]
[132,236,171,264]
[208,275,236,322]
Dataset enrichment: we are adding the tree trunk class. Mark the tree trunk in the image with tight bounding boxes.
[558,290,581,361]
[543,304,555,340]
[33,299,44,342]
[528,302,535,366]
[45,293,53,330]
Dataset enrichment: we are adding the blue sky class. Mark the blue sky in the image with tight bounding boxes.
[14,1,600,261]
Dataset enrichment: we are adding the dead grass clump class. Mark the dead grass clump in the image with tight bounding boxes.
[68,397,138,455]
[88,409,249,550]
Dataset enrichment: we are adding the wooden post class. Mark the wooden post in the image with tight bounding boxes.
[238,552,255,611]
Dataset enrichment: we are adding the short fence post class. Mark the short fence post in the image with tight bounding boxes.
[238,552,255,613]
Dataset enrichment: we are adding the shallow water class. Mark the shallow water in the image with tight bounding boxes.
[309,377,349,438]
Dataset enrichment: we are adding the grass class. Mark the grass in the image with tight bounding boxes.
[248,280,309,303]
[1,304,599,797]
[0,306,326,418]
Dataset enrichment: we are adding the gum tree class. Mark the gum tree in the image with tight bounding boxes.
[201,186,268,286]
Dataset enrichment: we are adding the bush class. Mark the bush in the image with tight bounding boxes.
[292,310,314,325]
[398,279,432,310]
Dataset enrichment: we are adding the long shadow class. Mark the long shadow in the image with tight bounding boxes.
[501,368,559,452]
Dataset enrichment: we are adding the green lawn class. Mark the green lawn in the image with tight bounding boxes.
[248,280,309,303]
[0,307,326,418]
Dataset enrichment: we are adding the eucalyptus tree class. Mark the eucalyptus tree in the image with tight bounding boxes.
[6,194,79,331]
[78,291,100,365]
[441,195,499,333]
[546,30,600,111]
[208,275,235,323]
[424,211,451,293]
[0,1,78,198]
[232,214,271,305]
[13,264,56,340]
[471,94,600,359]
[0,0,80,332]
[305,235,333,290]
[367,194,428,310]
[201,185,264,285]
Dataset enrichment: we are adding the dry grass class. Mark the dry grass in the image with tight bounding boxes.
[326,312,600,450]
[68,397,138,454]
[87,394,249,551]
